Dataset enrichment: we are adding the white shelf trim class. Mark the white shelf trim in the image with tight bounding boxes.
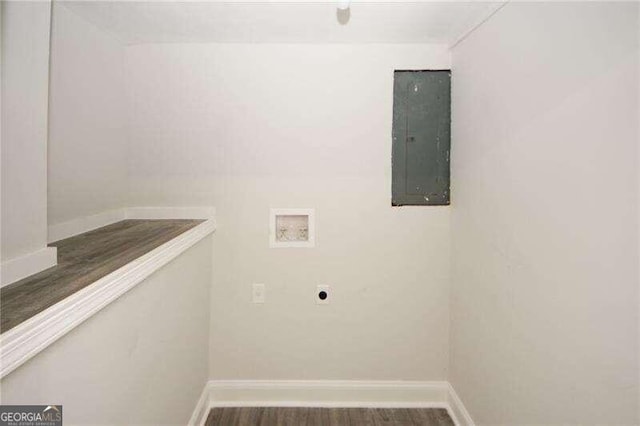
[0,219,215,379]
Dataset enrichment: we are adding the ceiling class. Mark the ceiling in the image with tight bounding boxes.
[59,1,504,45]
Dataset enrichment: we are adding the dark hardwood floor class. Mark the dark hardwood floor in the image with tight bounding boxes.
[1,219,203,332]
[204,407,455,426]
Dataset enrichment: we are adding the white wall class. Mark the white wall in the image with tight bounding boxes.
[47,3,128,228]
[125,44,451,380]
[0,237,212,425]
[1,0,51,261]
[638,6,640,422]
[450,2,640,424]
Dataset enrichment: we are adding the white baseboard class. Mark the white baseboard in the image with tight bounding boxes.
[189,380,474,426]
[48,209,127,243]
[447,383,475,426]
[126,206,215,220]
[208,380,450,407]
[188,380,212,426]
[0,247,58,288]
[47,206,216,242]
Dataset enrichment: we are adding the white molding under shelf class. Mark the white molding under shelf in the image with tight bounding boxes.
[0,218,216,379]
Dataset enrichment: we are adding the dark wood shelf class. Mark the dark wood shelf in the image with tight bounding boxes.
[1,219,203,333]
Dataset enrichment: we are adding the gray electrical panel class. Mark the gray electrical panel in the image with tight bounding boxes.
[392,70,451,206]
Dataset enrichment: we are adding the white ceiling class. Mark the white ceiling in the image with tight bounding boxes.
[59,1,504,45]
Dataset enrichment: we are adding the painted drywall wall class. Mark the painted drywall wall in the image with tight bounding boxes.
[450,2,640,424]
[47,3,128,228]
[125,44,451,380]
[1,1,51,261]
[637,6,640,422]
[0,237,212,425]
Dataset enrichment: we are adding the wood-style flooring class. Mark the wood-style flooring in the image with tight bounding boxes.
[1,219,203,333]
[204,407,455,426]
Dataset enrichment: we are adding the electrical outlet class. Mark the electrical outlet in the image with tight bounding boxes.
[316,285,330,305]
[252,283,265,304]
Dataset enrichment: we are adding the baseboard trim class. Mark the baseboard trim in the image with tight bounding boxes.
[48,209,127,243]
[0,247,58,288]
[126,206,215,220]
[47,207,216,242]
[188,380,212,426]
[189,380,473,426]
[447,383,475,426]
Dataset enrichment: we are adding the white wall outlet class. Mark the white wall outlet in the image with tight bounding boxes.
[252,283,265,304]
[316,285,330,305]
